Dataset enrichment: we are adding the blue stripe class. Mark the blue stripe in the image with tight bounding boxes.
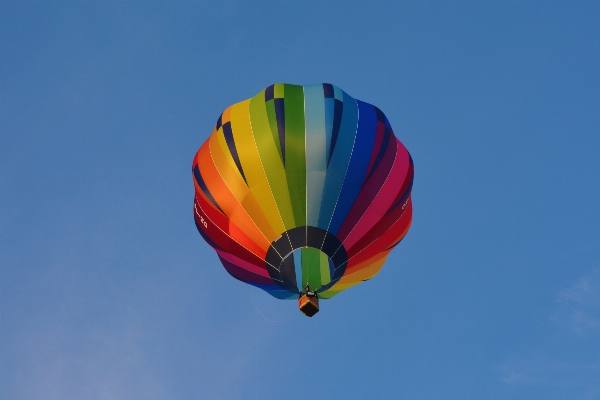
[324,98,334,165]
[318,91,359,230]
[305,84,328,227]
[247,282,297,299]
[327,99,344,165]
[328,101,377,234]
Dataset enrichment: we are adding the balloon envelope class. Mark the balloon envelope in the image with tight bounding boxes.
[192,83,413,299]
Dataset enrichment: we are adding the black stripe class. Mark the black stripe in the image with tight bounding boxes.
[222,122,247,184]
[306,226,327,249]
[384,239,404,251]
[328,99,343,165]
[323,83,334,98]
[265,84,275,101]
[274,98,285,164]
[280,256,299,293]
[374,106,386,123]
[265,247,282,273]
[287,227,307,249]
[271,232,293,259]
[193,165,225,214]
[265,226,348,294]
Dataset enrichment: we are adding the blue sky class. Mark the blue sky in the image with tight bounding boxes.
[1,2,599,399]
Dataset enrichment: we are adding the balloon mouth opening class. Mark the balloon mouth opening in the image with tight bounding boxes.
[279,247,335,293]
[265,226,348,294]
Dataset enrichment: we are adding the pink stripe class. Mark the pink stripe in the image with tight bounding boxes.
[342,139,410,249]
[215,249,270,278]
[336,133,397,241]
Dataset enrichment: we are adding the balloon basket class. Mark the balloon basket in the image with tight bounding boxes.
[298,293,319,317]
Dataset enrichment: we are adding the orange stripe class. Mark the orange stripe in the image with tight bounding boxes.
[221,105,232,124]
[337,254,389,284]
[209,133,248,200]
[194,197,267,268]
[344,248,390,276]
[194,192,266,259]
[197,141,271,251]
[208,133,278,242]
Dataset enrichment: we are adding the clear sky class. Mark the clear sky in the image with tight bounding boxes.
[1,2,599,399]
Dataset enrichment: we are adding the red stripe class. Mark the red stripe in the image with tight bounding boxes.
[346,200,412,269]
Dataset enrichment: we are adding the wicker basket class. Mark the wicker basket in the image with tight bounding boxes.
[298,294,319,317]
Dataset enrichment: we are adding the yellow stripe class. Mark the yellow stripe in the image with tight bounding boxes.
[319,255,389,298]
[210,133,248,203]
[337,255,388,285]
[229,100,286,235]
[249,92,295,228]
[319,281,360,298]
[317,290,343,299]
[319,252,331,285]
[209,133,278,242]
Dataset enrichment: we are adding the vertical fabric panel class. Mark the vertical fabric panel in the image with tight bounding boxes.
[283,84,306,227]
[293,250,303,289]
[317,91,359,230]
[197,142,274,247]
[248,91,296,229]
[343,139,410,249]
[210,134,249,206]
[335,133,397,242]
[327,100,378,234]
[324,97,334,163]
[319,251,331,286]
[301,247,322,291]
[304,84,327,227]
[265,99,282,160]
[229,100,287,235]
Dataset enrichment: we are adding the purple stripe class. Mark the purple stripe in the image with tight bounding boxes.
[336,134,397,241]
[365,124,391,182]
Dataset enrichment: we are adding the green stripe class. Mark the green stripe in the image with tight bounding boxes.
[265,100,282,160]
[283,84,306,227]
[301,247,323,291]
[319,251,331,286]
[274,83,285,99]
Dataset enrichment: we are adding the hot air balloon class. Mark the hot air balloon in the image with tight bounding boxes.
[192,83,413,316]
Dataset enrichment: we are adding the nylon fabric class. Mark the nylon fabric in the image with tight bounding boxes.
[192,83,413,300]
